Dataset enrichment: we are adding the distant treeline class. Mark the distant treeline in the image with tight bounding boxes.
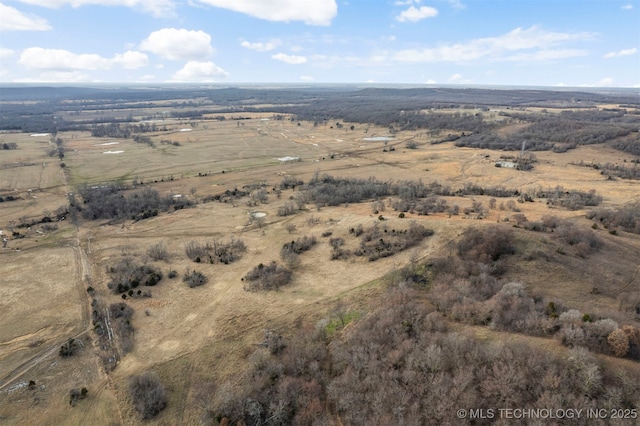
[575,160,640,180]
[455,110,639,153]
[611,134,640,156]
[254,93,640,154]
[300,109,488,133]
[2,86,639,133]
[293,174,601,211]
[2,86,638,157]
[91,122,166,138]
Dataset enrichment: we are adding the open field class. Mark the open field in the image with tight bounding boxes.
[0,247,83,379]
[1,86,639,424]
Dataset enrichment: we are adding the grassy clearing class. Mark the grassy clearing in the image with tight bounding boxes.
[325,310,361,338]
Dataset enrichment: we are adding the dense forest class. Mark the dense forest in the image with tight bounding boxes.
[454,110,639,152]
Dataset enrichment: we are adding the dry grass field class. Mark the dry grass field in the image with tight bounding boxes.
[1,95,639,424]
[0,248,82,378]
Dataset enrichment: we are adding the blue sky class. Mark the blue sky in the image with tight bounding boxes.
[0,0,638,87]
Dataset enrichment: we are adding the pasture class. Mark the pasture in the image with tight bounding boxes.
[1,91,639,424]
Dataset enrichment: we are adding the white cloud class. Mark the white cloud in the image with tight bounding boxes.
[393,26,594,63]
[603,47,637,58]
[622,4,633,10]
[140,28,214,61]
[0,3,51,31]
[194,0,337,25]
[396,5,438,22]
[300,75,314,81]
[16,0,175,18]
[447,73,472,84]
[505,49,587,62]
[0,47,15,58]
[424,79,436,84]
[272,53,308,64]
[368,54,388,63]
[578,77,615,88]
[112,50,148,69]
[171,61,229,82]
[18,47,148,71]
[240,39,281,52]
[597,77,614,86]
[19,47,111,70]
[448,0,465,9]
[394,0,420,5]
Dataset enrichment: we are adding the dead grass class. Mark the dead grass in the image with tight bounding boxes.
[1,106,639,424]
[504,224,640,315]
[0,248,83,379]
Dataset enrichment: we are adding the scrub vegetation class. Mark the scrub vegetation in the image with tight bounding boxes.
[1,86,638,425]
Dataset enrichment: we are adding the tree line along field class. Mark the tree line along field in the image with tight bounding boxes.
[0,85,639,425]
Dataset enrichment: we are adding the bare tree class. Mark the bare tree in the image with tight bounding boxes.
[512,213,528,227]
[128,372,168,420]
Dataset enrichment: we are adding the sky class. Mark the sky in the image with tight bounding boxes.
[0,0,639,87]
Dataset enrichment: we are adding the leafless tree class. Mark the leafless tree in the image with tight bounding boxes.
[128,372,168,420]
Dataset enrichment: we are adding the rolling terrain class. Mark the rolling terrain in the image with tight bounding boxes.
[0,86,639,425]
